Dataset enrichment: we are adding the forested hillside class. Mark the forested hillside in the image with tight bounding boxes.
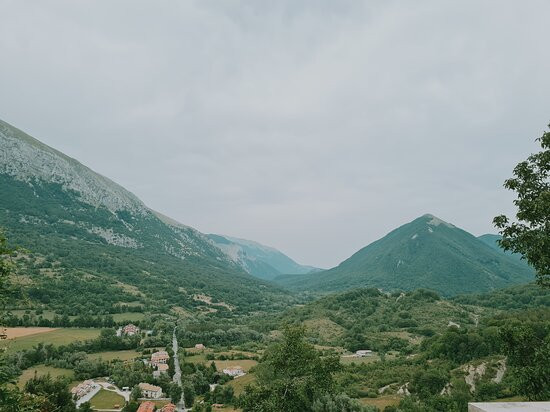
[275,215,534,296]
[0,119,292,317]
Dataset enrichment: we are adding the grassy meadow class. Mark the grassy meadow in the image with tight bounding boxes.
[17,365,74,389]
[87,349,141,362]
[89,389,125,409]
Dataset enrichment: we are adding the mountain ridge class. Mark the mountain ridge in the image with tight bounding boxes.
[274,214,535,296]
[0,118,291,313]
[207,233,320,280]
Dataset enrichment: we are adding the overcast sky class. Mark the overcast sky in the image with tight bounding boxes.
[1,1,549,268]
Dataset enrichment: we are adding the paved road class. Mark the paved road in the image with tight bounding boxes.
[75,383,101,407]
[76,381,129,409]
[173,326,187,411]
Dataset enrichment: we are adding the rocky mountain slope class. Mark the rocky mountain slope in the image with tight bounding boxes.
[274,214,535,296]
[0,119,290,313]
[208,234,319,280]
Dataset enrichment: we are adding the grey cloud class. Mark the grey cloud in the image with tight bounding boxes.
[1,0,549,267]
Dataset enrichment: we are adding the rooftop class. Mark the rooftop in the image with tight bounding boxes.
[469,403,550,412]
[138,382,162,392]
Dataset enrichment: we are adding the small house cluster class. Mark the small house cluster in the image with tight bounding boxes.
[116,323,140,337]
[70,379,96,399]
[137,401,176,412]
[150,350,170,378]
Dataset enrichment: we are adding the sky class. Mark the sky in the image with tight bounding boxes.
[1,1,549,268]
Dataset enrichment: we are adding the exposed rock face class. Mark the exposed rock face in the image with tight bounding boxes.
[397,382,411,396]
[0,120,146,215]
[492,359,507,384]
[0,119,232,262]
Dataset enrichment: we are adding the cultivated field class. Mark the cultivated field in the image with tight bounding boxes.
[3,327,58,339]
[0,328,100,352]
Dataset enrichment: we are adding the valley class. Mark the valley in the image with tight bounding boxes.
[1,119,548,412]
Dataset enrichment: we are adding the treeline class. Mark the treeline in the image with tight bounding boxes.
[452,283,550,310]
[5,313,120,328]
[177,323,263,348]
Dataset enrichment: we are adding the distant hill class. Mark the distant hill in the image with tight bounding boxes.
[452,282,550,310]
[208,234,319,280]
[0,119,291,314]
[277,287,489,351]
[274,214,535,296]
[477,233,529,264]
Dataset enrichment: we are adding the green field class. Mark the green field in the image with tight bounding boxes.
[185,352,208,364]
[0,328,100,352]
[87,350,141,362]
[17,365,74,389]
[112,312,146,322]
[90,389,125,409]
[9,310,146,323]
[227,373,255,396]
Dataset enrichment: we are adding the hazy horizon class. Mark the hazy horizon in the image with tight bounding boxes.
[1,1,549,267]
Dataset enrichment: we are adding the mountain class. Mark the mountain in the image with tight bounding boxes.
[274,214,535,296]
[207,234,319,280]
[0,119,291,315]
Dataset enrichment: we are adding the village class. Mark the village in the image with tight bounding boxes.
[66,324,250,412]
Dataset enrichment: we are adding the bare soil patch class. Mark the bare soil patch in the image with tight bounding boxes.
[4,327,58,339]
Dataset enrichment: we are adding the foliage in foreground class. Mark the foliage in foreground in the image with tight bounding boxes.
[238,326,372,412]
[494,124,550,286]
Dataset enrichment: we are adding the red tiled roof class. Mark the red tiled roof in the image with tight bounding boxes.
[162,404,176,412]
[137,401,156,412]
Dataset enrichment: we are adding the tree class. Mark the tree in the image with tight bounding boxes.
[24,374,76,411]
[183,381,196,407]
[499,324,550,400]
[312,393,376,411]
[130,385,142,401]
[0,230,41,411]
[78,402,94,412]
[410,369,449,400]
[239,326,340,411]
[169,383,183,404]
[494,126,550,287]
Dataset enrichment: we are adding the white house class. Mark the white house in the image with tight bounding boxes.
[138,383,163,399]
[355,350,373,357]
